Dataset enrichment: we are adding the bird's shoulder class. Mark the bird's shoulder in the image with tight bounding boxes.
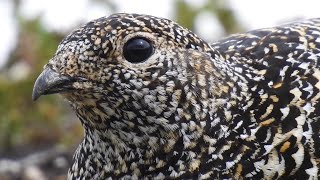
[209,18,320,127]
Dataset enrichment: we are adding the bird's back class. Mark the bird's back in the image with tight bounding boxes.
[210,18,320,179]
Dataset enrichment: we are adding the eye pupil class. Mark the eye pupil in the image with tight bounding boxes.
[123,38,153,63]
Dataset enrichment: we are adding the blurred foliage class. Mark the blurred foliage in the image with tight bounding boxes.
[175,0,243,36]
[0,0,239,155]
[0,17,83,155]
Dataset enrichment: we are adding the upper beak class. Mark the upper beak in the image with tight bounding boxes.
[32,67,72,101]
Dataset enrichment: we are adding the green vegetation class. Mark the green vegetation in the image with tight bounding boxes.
[0,18,83,153]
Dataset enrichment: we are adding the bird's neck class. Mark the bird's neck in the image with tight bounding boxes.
[69,116,187,178]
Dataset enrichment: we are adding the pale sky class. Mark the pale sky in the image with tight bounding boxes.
[2,0,320,68]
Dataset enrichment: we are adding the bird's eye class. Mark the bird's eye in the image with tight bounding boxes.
[123,37,153,63]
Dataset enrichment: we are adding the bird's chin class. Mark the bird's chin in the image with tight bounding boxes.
[59,90,94,103]
[59,91,76,99]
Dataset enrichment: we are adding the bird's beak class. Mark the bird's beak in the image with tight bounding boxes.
[32,67,72,101]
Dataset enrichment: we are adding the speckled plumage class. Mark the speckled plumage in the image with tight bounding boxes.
[32,13,320,179]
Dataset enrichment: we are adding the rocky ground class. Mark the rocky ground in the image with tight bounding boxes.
[0,145,74,180]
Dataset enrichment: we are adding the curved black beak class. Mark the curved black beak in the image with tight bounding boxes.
[32,67,72,101]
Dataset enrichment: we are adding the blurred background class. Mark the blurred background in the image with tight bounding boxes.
[1,0,320,179]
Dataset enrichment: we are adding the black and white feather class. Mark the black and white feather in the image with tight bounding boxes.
[32,13,320,179]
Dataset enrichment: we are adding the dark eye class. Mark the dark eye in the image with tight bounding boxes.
[123,37,153,63]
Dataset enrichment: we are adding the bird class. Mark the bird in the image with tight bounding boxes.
[32,13,320,179]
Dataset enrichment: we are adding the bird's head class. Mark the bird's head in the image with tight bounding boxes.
[32,13,223,130]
